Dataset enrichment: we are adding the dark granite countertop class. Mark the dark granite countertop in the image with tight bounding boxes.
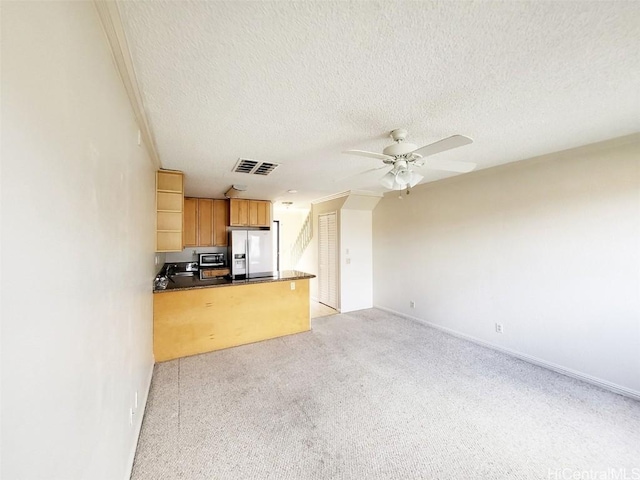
[153,269,315,293]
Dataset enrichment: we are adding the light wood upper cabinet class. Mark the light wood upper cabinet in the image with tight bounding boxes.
[230,199,271,227]
[249,200,271,227]
[230,199,249,226]
[213,199,229,246]
[197,199,214,246]
[184,197,229,247]
[157,171,183,192]
[183,197,198,247]
[156,170,184,252]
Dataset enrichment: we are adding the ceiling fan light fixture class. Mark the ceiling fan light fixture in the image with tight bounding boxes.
[395,167,412,185]
[380,160,417,191]
[346,129,475,192]
[380,171,405,190]
[408,171,424,188]
[343,128,476,186]
[380,171,397,189]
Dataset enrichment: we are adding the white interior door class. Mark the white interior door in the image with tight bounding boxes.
[318,212,338,309]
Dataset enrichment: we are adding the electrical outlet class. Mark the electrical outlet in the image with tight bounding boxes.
[495,323,504,334]
[290,282,295,290]
[410,300,415,308]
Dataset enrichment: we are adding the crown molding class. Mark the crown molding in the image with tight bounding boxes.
[94,0,161,168]
[311,189,383,205]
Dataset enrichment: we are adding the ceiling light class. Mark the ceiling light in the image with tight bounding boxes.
[380,171,401,190]
[224,184,247,198]
[408,171,423,187]
[379,161,424,191]
[287,189,298,194]
[395,167,412,185]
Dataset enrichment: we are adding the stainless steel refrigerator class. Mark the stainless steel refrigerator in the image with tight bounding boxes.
[230,230,274,279]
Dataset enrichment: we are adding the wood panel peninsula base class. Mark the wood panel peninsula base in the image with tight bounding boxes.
[153,277,311,362]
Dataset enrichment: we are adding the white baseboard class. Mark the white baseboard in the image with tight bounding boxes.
[125,357,155,480]
[374,305,640,402]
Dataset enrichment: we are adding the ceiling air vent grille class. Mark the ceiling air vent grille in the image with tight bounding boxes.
[233,158,280,176]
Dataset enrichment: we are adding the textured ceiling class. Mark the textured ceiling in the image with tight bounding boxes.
[119,0,640,207]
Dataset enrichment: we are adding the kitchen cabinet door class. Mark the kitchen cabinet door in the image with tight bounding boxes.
[197,199,213,246]
[213,199,229,246]
[248,201,259,226]
[260,201,271,226]
[183,197,198,247]
[230,199,249,226]
[249,200,271,227]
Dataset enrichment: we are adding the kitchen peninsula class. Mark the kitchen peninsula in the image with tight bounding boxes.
[153,269,315,362]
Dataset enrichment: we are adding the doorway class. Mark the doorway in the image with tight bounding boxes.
[318,212,338,309]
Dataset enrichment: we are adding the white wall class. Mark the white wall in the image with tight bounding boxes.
[273,207,310,270]
[340,209,373,312]
[373,135,640,395]
[2,2,156,479]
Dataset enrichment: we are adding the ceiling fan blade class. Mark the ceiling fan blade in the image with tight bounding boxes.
[343,149,394,161]
[360,165,391,175]
[411,135,473,158]
[335,165,390,182]
[424,158,477,173]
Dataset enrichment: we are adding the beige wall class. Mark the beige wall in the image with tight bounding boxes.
[304,197,347,303]
[273,207,311,270]
[373,135,640,395]
[340,209,373,312]
[299,193,381,311]
[2,2,156,478]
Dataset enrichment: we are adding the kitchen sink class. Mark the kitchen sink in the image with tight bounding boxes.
[169,271,195,277]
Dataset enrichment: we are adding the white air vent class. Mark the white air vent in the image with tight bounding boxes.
[233,158,280,176]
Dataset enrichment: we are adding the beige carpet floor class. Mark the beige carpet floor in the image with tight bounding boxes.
[131,309,640,480]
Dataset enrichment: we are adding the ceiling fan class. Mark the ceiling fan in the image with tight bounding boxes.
[343,129,476,191]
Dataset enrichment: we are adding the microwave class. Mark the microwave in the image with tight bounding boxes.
[198,252,225,267]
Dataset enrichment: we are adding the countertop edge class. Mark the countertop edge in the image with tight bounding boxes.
[153,271,315,294]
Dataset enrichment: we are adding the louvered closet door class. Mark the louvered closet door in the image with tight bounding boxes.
[318,212,337,309]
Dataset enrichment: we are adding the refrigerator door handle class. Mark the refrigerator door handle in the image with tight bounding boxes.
[246,238,249,278]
